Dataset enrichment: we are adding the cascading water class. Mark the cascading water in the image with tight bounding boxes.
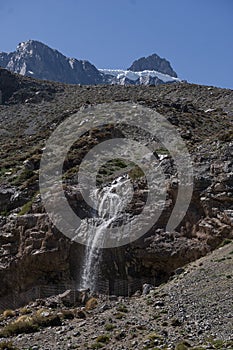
[79,176,132,291]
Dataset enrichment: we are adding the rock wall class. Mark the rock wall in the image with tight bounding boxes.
[1,155,232,297]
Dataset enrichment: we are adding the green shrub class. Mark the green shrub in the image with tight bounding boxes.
[175,341,191,350]
[90,343,104,349]
[147,332,162,340]
[18,199,33,215]
[129,165,144,179]
[96,334,110,343]
[12,169,34,186]
[0,210,10,217]
[0,341,19,350]
[105,323,115,331]
[18,191,39,216]
[219,238,232,247]
[114,312,125,319]
[210,339,226,349]
[116,304,128,313]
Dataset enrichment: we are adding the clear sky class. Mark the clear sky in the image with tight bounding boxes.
[0,0,232,89]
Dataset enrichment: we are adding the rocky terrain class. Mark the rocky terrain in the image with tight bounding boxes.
[0,242,232,349]
[0,41,179,85]
[0,67,232,348]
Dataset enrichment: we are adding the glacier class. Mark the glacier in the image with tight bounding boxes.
[99,69,181,84]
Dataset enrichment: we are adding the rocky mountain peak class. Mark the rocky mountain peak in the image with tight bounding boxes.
[128,53,177,77]
[0,41,179,85]
[15,40,66,62]
[16,39,43,52]
[0,40,103,84]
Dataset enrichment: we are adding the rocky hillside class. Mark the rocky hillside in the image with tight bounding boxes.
[0,68,232,348]
[0,40,179,85]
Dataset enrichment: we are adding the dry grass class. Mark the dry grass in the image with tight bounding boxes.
[0,311,62,337]
[85,297,98,310]
[2,310,15,319]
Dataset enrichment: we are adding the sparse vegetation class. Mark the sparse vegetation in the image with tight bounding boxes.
[18,199,33,216]
[129,165,145,179]
[0,341,19,350]
[116,304,128,313]
[0,210,10,217]
[114,312,125,319]
[0,311,62,337]
[90,343,104,349]
[105,323,115,331]
[19,307,31,315]
[175,341,191,350]
[219,238,232,247]
[12,169,34,186]
[96,334,110,344]
[0,315,38,337]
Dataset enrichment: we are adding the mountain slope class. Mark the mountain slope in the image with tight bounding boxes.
[0,70,232,348]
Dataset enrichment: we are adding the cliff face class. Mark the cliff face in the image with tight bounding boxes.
[0,69,232,300]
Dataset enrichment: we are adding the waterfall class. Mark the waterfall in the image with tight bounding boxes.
[79,176,131,291]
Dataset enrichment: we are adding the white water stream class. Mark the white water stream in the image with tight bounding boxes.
[79,176,132,291]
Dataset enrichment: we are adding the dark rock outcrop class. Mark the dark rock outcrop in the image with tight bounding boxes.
[0,67,20,103]
[0,66,63,104]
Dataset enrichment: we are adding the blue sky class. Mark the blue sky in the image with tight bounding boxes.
[0,0,232,88]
